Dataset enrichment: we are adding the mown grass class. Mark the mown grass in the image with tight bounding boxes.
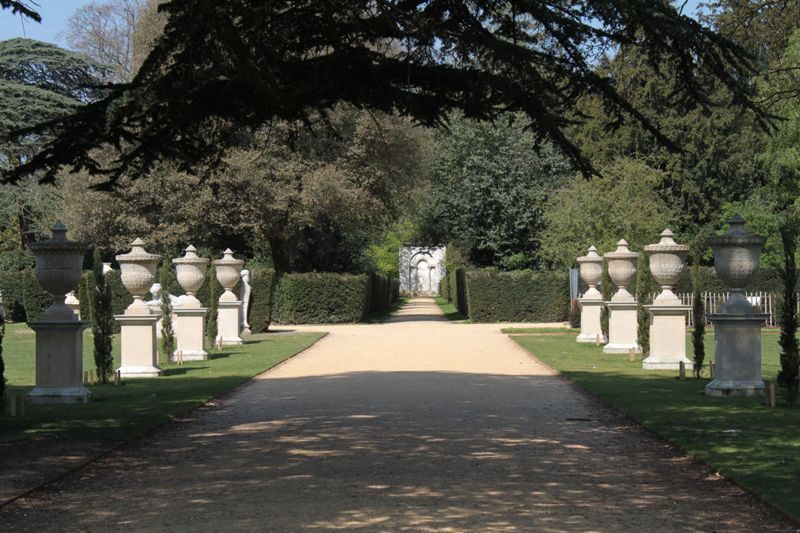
[502,327,579,334]
[512,331,800,521]
[434,297,470,322]
[0,323,325,441]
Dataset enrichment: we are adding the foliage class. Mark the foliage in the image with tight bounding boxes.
[691,262,706,378]
[569,300,581,329]
[105,269,132,318]
[447,267,469,318]
[91,249,114,383]
[247,267,275,334]
[21,268,51,322]
[465,270,569,323]
[365,219,420,278]
[0,312,5,403]
[540,158,676,269]
[78,271,93,321]
[419,114,572,268]
[777,224,799,404]
[600,261,612,340]
[158,260,175,365]
[4,1,766,187]
[272,273,371,324]
[635,254,653,357]
[206,264,218,345]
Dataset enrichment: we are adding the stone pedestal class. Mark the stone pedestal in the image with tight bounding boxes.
[116,314,162,378]
[173,306,208,361]
[706,314,767,396]
[26,320,91,404]
[603,301,640,353]
[643,305,691,369]
[577,298,605,343]
[217,300,243,346]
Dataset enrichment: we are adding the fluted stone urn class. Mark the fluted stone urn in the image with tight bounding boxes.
[603,239,640,354]
[26,223,91,404]
[576,246,605,343]
[116,238,161,315]
[643,229,692,369]
[213,249,244,346]
[172,245,210,361]
[115,238,162,378]
[706,215,767,396]
[29,223,87,321]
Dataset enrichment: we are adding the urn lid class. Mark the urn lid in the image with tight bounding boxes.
[644,229,689,254]
[173,244,210,266]
[603,239,638,260]
[28,222,86,254]
[213,248,244,268]
[577,245,603,264]
[116,238,161,264]
[707,215,766,247]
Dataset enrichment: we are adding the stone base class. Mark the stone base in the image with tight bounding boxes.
[27,319,91,404]
[217,300,243,346]
[172,349,208,362]
[27,385,91,404]
[705,312,768,397]
[603,301,640,354]
[174,306,208,361]
[116,313,162,379]
[577,298,605,344]
[643,304,691,370]
[705,379,765,397]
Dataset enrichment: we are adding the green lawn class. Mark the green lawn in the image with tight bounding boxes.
[1,324,325,441]
[512,330,800,521]
[502,327,578,334]
[435,297,470,322]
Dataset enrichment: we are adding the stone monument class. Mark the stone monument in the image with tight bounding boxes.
[26,223,91,404]
[643,229,692,369]
[399,246,446,295]
[65,290,80,318]
[576,246,606,343]
[706,215,768,397]
[173,245,210,361]
[214,249,244,346]
[603,240,641,354]
[240,269,252,337]
[115,238,163,378]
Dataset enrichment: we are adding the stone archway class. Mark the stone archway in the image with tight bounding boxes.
[399,246,446,296]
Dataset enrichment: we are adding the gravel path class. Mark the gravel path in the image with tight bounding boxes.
[0,298,791,531]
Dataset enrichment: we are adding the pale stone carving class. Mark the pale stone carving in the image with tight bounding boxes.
[240,269,252,337]
[706,215,767,396]
[576,246,605,344]
[643,229,692,369]
[603,240,640,354]
[115,238,162,378]
[214,249,244,346]
[399,246,446,295]
[26,223,91,404]
[173,245,210,360]
[65,290,80,319]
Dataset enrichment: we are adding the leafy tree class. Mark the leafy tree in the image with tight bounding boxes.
[92,248,114,383]
[636,253,653,357]
[691,262,706,378]
[3,1,767,186]
[419,114,571,269]
[158,259,175,364]
[365,219,420,278]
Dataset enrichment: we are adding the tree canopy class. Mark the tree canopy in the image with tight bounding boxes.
[1,0,767,187]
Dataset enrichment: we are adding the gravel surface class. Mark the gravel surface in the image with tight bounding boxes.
[0,298,792,531]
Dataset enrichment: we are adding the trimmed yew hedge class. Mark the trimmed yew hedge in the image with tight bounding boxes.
[465,269,570,323]
[247,267,275,333]
[447,267,469,316]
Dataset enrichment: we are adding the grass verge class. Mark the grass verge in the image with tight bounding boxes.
[502,327,579,334]
[1,324,325,442]
[511,332,800,521]
[435,297,470,322]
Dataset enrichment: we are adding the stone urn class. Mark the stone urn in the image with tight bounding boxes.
[214,249,244,303]
[116,238,161,314]
[604,240,639,302]
[577,245,603,300]
[708,215,765,314]
[173,245,209,307]
[28,223,87,321]
[645,229,689,304]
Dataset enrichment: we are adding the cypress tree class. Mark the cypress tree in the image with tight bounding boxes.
[206,264,218,348]
[159,260,175,365]
[92,249,114,383]
[636,254,653,357]
[777,224,799,404]
[691,261,706,378]
[600,259,612,340]
[78,271,93,321]
[0,316,5,404]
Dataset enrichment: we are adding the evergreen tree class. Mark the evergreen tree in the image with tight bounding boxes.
[636,254,653,357]
[600,259,612,340]
[158,259,175,364]
[777,224,799,404]
[206,263,218,348]
[691,262,706,378]
[0,313,5,403]
[78,271,93,321]
[92,248,114,383]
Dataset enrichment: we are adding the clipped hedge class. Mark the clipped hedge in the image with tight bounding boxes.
[247,267,275,333]
[466,269,569,323]
[447,267,469,316]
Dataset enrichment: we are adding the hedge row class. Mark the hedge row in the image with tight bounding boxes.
[465,270,570,323]
[446,267,469,316]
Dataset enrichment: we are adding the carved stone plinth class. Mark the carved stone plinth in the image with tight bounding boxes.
[116,314,162,378]
[577,299,606,344]
[603,301,640,354]
[26,320,91,404]
[217,300,243,346]
[706,314,767,396]
[643,305,692,369]
[173,306,208,361]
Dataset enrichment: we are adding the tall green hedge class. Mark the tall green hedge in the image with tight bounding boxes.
[465,269,569,323]
[247,267,275,333]
[447,267,469,316]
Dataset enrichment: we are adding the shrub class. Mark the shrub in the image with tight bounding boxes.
[465,269,569,322]
[691,262,706,378]
[247,267,275,333]
[22,269,52,323]
[92,250,115,383]
[78,271,93,321]
[448,267,469,315]
[206,264,219,345]
[106,269,133,317]
[272,273,370,324]
[600,261,612,339]
[159,260,175,365]
[0,270,27,322]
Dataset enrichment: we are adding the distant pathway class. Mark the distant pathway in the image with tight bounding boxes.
[1,298,790,531]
